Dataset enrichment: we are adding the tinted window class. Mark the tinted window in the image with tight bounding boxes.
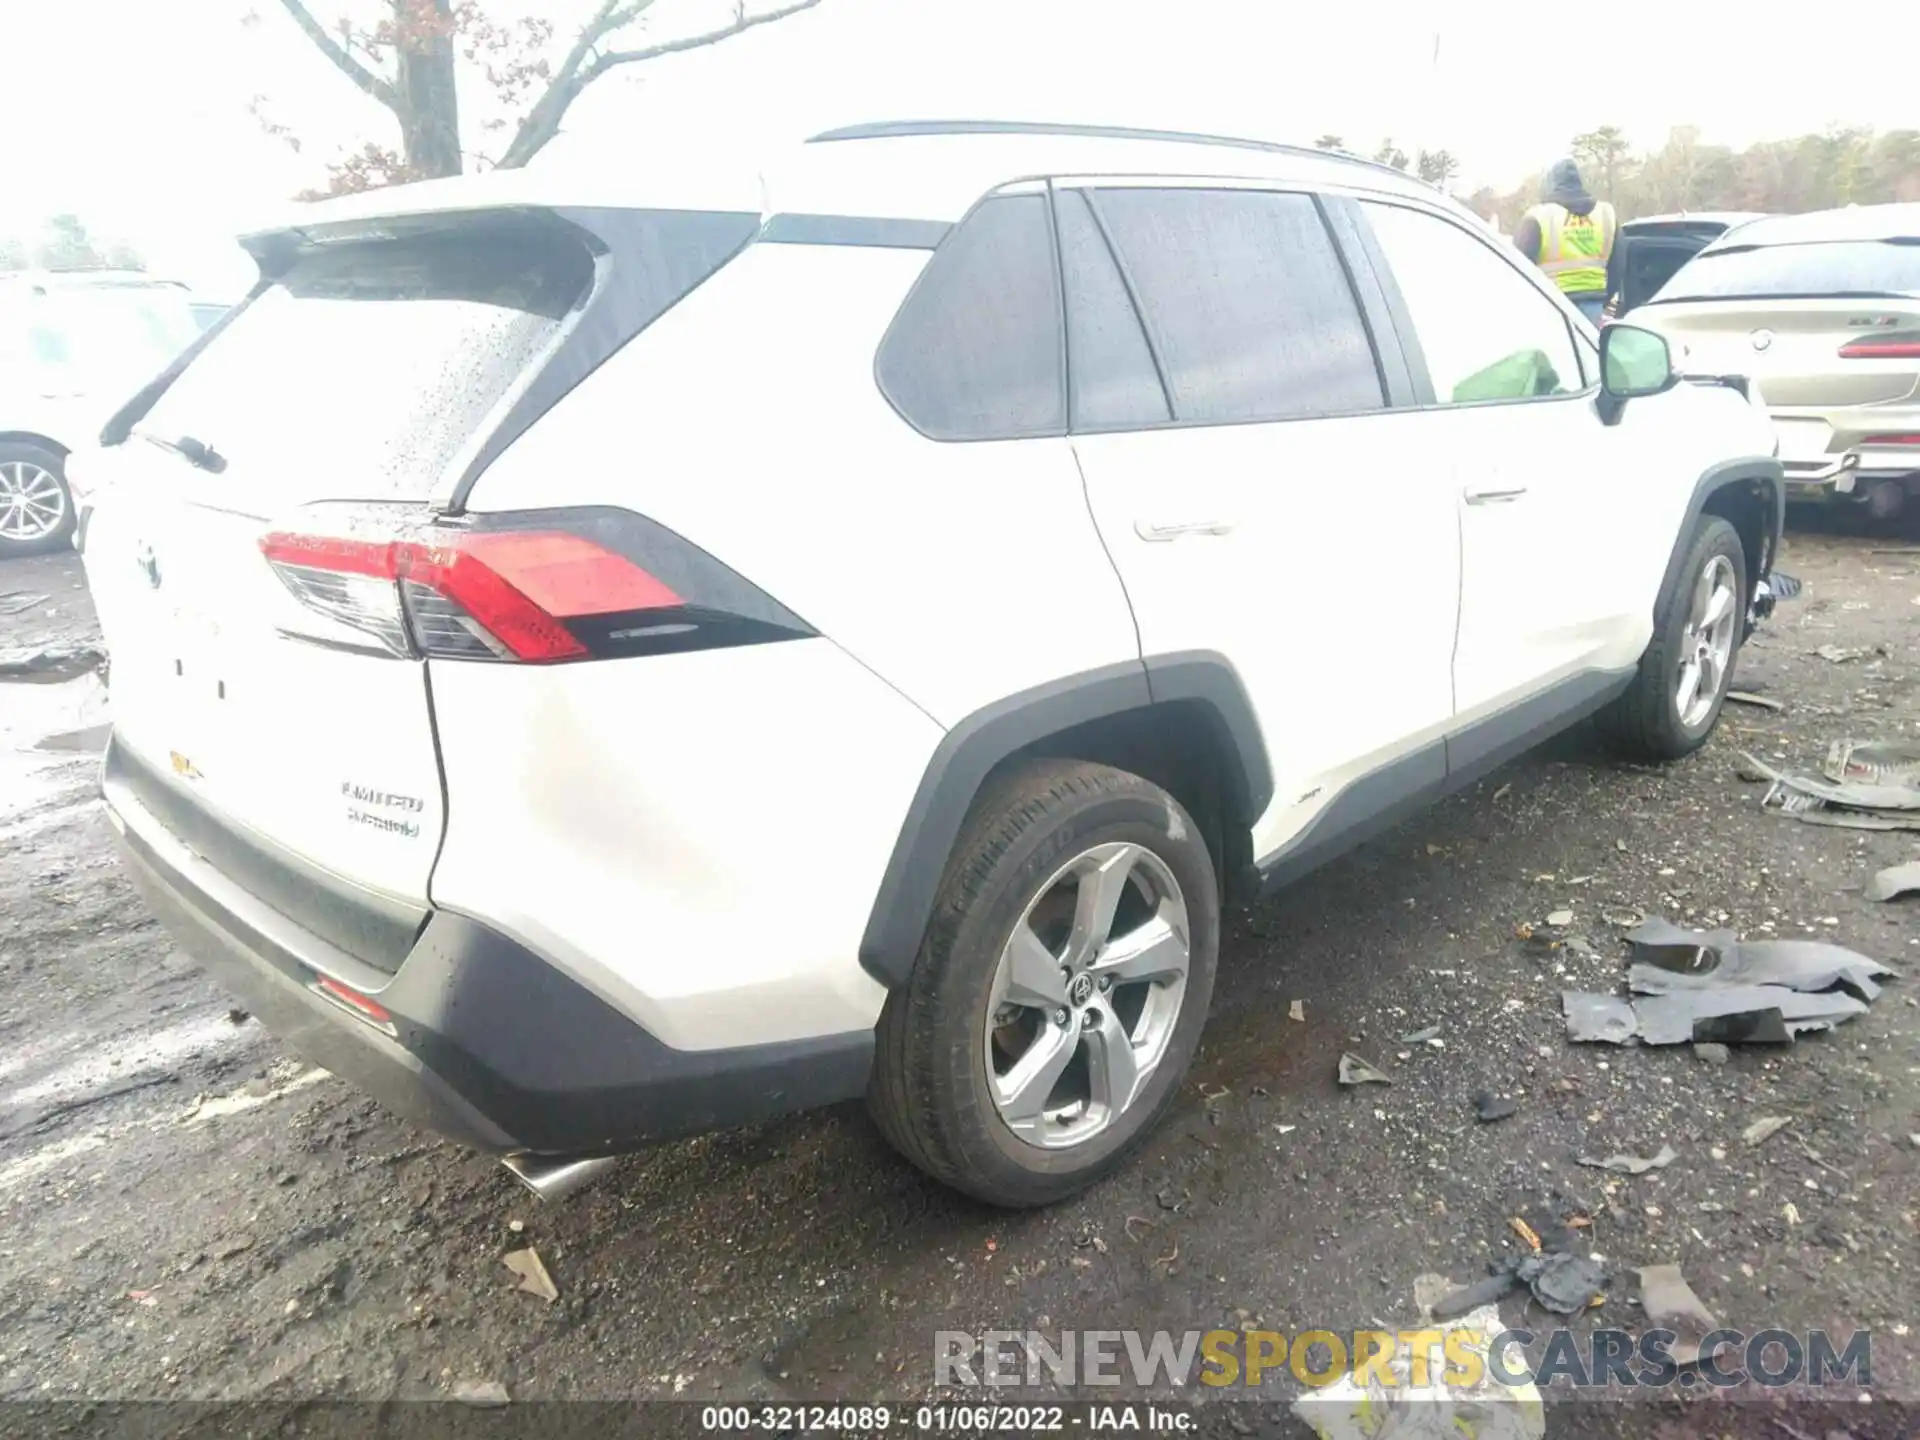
[1653,240,1920,303]
[1090,187,1382,425]
[876,194,1065,441]
[1362,201,1583,405]
[1054,188,1170,430]
[140,220,595,503]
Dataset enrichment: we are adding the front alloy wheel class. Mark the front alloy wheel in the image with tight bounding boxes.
[1675,553,1738,729]
[0,459,67,544]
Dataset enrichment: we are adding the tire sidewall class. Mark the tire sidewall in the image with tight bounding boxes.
[1662,518,1747,748]
[931,786,1218,1195]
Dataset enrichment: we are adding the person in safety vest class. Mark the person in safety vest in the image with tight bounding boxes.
[1513,159,1615,326]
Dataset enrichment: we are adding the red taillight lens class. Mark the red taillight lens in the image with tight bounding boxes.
[1838,338,1920,359]
[259,506,809,664]
[314,975,394,1028]
[1862,433,1920,446]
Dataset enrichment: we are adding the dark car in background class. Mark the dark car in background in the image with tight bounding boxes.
[1605,212,1769,321]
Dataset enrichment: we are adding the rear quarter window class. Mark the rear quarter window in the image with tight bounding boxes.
[874,194,1067,442]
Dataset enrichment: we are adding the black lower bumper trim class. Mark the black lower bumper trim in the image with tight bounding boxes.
[111,790,872,1158]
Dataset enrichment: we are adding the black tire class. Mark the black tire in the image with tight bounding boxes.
[869,758,1219,1208]
[0,440,75,559]
[1599,515,1746,761]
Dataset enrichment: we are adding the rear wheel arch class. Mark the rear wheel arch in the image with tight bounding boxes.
[857,653,1272,989]
[0,431,71,460]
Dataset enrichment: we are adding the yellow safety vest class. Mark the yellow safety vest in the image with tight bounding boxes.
[1528,201,1615,295]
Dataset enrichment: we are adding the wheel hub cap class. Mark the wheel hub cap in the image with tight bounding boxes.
[0,461,66,542]
[983,840,1191,1150]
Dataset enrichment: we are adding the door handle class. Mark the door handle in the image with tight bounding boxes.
[1134,518,1237,541]
[1462,484,1529,505]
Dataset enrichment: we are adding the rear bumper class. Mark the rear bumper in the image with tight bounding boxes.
[104,736,872,1158]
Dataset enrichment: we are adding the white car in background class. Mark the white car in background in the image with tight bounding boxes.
[0,270,202,557]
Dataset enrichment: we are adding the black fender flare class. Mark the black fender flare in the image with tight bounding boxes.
[1657,456,1784,617]
[857,651,1273,988]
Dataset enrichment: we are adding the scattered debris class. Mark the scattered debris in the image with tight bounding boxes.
[1754,742,1920,830]
[1561,916,1896,1046]
[1398,1024,1441,1044]
[451,1379,511,1407]
[1273,1124,1297,1136]
[1725,690,1784,711]
[0,643,105,683]
[1508,1217,1542,1252]
[1288,999,1306,1022]
[1544,909,1574,927]
[502,1247,559,1303]
[1432,1250,1609,1322]
[1577,1144,1677,1175]
[1637,1264,1733,1369]
[1691,1041,1731,1065]
[1293,1300,1545,1440]
[1812,644,1873,664]
[226,1007,250,1026]
[1474,1092,1518,1124]
[1742,1116,1794,1148]
[1336,1052,1392,1086]
[0,590,51,618]
[1869,860,1920,903]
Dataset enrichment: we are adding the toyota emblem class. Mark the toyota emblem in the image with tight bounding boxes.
[1750,329,1775,352]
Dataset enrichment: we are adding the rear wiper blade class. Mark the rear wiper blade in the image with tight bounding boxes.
[142,432,228,474]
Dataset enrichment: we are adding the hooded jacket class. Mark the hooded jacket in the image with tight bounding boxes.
[1513,160,1601,270]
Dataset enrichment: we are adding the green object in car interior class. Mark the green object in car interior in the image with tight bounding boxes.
[1449,348,1566,403]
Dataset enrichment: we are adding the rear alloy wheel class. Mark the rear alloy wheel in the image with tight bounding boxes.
[1600,514,1746,761]
[869,759,1219,1208]
[0,443,75,558]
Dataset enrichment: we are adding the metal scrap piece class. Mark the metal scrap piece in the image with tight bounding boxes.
[1869,860,1920,903]
[1632,986,1868,1045]
[1625,920,1895,1002]
[1745,752,1920,811]
[1824,739,1920,787]
[1637,1264,1733,1369]
[1578,1144,1677,1175]
[1336,1052,1392,1086]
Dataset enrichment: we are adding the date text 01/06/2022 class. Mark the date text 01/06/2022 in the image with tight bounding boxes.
[697,1403,1195,1432]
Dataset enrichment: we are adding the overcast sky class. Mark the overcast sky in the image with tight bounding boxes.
[4,0,1914,296]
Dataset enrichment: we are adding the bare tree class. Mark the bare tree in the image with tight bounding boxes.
[270,0,823,194]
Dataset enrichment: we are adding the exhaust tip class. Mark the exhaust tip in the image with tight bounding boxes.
[501,1153,618,1203]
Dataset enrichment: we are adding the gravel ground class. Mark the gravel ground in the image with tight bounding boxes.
[0,534,1915,1438]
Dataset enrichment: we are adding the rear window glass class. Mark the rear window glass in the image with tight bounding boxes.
[138,222,594,503]
[1655,240,1920,303]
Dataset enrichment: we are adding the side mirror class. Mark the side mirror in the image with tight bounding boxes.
[1597,323,1677,424]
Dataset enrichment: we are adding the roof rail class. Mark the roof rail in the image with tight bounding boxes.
[806,119,1417,182]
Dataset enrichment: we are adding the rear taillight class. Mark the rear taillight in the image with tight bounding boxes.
[1862,433,1920,446]
[1838,336,1920,359]
[260,506,812,663]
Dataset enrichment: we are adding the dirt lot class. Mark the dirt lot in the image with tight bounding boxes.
[1,533,1915,1436]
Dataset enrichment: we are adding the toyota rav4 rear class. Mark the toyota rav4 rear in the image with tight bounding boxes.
[80,185,941,1192]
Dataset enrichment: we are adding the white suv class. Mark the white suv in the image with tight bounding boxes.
[77,121,1784,1208]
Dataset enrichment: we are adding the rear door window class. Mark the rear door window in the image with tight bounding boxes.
[1053,188,1171,431]
[875,194,1066,441]
[138,219,597,504]
[1088,186,1384,425]
[1654,240,1920,302]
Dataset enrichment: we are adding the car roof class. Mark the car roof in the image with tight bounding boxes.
[245,118,1462,243]
[1698,202,1920,252]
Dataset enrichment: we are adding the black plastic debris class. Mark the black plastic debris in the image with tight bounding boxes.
[1431,1249,1609,1322]
[1562,917,1896,1047]
[1473,1092,1518,1124]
